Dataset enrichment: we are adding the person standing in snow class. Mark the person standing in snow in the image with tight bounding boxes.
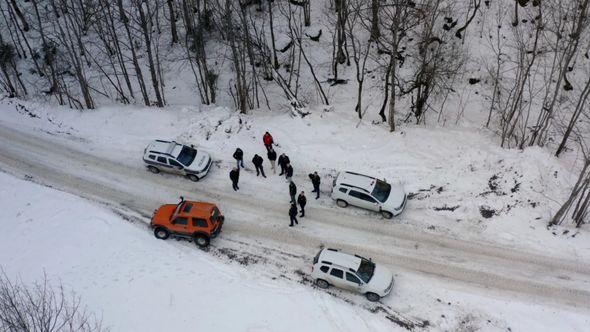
[289,180,297,203]
[252,154,266,178]
[229,167,240,191]
[309,171,321,199]
[233,148,244,169]
[285,162,294,182]
[289,203,298,227]
[267,147,277,174]
[263,131,274,152]
[278,153,290,176]
[297,191,307,217]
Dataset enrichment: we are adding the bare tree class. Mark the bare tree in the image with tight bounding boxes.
[0,271,107,332]
[530,0,590,148]
[377,0,418,130]
[550,138,590,228]
[403,0,464,124]
[7,0,29,32]
[344,0,371,118]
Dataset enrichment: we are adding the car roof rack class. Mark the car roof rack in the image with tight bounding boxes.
[345,171,375,179]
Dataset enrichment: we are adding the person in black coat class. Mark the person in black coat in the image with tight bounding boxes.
[252,154,266,177]
[233,148,244,168]
[267,147,277,174]
[277,153,290,175]
[285,163,293,181]
[309,171,321,199]
[229,167,240,191]
[289,203,298,227]
[297,191,307,217]
[289,180,297,203]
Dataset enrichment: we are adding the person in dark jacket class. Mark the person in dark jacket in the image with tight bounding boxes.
[277,153,289,175]
[252,154,266,178]
[285,163,294,182]
[289,203,298,227]
[263,131,274,151]
[267,147,277,174]
[289,180,297,203]
[233,148,244,168]
[309,171,321,199]
[229,167,240,191]
[297,191,307,217]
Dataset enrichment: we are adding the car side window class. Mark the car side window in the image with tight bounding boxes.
[338,187,348,194]
[330,268,343,279]
[173,217,188,225]
[346,272,361,284]
[157,156,168,164]
[193,218,208,228]
[320,266,329,273]
[148,155,156,160]
[349,190,363,199]
[350,190,376,203]
[169,159,182,167]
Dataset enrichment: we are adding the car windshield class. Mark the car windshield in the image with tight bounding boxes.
[371,179,391,203]
[356,258,375,283]
[177,146,197,166]
[211,207,221,223]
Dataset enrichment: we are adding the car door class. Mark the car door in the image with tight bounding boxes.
[343,272,363,292]
[170,216,189,235]
[348,190,380,211]
[156,156,173,173]
[191,217,209,234]
[168,158,185,175]
[328,268,346,288]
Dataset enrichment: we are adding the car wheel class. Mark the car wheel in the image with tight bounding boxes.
[381,211,393,219]
[154,227,169,240]
[316,279,329,289]
[336,199,348,208]
[366,292,380,302]
[194,234,210,248]
[147,166,160,174]
[187,174,200,182]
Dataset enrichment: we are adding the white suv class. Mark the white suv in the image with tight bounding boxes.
[331,171,406,219]
[143,140,212,181]
[311,248,394,302]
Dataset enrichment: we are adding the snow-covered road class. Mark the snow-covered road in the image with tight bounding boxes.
[0,123,589,310]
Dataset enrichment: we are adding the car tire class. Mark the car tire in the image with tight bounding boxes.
[187,174,200,182]
[336,199,348,208]
[147,166,160,174]
[194,234,210,248]
[366,292,380,302]
[154,227,169,240]
[381,211,393,219]
[316,279,329,289]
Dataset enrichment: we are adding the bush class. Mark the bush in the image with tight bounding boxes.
[0,270,107,332]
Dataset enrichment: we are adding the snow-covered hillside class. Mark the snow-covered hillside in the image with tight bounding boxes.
[1,0,590,330]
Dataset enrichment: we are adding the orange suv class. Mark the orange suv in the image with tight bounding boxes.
[151,197,224,247]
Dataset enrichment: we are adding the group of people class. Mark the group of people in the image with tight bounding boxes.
[228,131,322,227]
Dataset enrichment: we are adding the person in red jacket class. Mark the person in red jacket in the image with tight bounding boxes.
[263,131,274,151]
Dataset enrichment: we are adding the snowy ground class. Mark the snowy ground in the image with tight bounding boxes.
[0,97,587,259]
[1,97,590,331]
[1,172,589,332]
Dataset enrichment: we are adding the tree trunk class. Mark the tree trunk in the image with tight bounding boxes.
[8,0,29,31]
[370,0,380,40]
[167,0,179,44]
